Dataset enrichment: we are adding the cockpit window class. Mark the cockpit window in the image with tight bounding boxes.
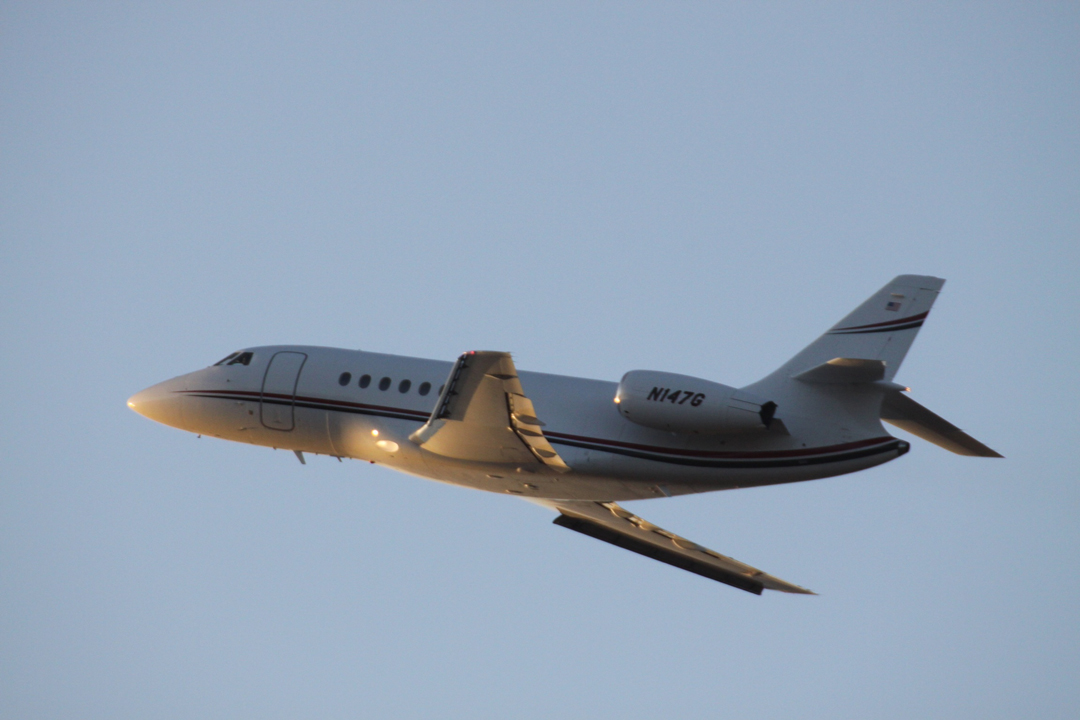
[214,351,252,366]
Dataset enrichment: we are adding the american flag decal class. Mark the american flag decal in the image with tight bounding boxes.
[885,300,902,312]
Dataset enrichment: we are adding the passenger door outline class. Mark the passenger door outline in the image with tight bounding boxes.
[260,351,307,431]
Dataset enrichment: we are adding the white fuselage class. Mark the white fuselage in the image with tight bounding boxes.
[129,345,908,502]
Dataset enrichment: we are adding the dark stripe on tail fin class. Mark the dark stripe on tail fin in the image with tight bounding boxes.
[746,275,945,391]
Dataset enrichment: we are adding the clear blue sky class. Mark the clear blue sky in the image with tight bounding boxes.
[2,3,1078,718]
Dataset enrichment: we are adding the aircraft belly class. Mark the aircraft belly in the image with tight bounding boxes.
[405,455,664,501]
[287,407,345,456]
[571,434,906,496]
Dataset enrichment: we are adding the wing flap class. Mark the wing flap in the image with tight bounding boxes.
[545,500,814,595]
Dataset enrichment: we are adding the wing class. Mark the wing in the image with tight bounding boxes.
[535,498,814,595]
[409,351,570,472]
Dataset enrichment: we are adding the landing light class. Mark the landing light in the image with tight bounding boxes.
[371,429,379,437]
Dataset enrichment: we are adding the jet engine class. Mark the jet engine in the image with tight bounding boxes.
[615,370,777,435]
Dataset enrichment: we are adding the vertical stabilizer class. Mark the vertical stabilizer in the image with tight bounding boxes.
[754,275,946,388]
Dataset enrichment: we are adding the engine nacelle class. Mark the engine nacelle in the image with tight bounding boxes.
[615,370,777,435]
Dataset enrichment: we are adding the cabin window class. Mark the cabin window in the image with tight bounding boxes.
[399,379,411,393]
[338,372,352,386]
[418,382,431,396]
[359,374,371,388]
[379,377,391,391]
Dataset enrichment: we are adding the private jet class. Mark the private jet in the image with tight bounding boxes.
[128,275,1000,595]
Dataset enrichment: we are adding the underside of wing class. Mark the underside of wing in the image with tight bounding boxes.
[534,499,814,595]
[409,351,570,472]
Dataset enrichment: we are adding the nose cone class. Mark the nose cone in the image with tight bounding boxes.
[127,377,189,429]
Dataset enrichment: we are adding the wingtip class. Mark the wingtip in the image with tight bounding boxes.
[971,446,1004,458]
[763,579,817,595]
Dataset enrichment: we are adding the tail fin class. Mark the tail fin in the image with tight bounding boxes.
[742,275,1002,456]
[756,275,946,387]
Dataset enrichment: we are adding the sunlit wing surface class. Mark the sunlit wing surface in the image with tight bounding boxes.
[409,351,570,471]
[534,499,814,595]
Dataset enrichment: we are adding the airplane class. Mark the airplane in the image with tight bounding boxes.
[128,275,1001,595]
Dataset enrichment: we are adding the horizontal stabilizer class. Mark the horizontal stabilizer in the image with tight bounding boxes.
[536,499,814,595]
[881,391,1002,458]
[793,357,886,384]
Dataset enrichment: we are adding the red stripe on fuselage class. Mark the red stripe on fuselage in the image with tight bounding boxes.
[177,388,431,419]
[543,431,894,459]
